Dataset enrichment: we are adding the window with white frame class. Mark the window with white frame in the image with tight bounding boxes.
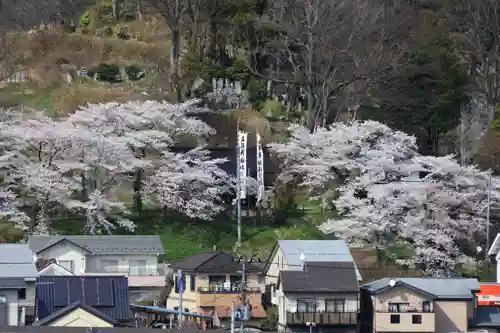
[58,260,74,273]
[100,259,119,273]
[129,260,147,276]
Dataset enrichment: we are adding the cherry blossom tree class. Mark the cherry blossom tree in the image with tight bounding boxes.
[64,99,231,220]
[270,121,500,276]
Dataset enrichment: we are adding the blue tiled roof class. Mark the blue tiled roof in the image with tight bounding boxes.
[35,276,132,322]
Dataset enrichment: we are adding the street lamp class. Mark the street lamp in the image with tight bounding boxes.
[306,322,316,333]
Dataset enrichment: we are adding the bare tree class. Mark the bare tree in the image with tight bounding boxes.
[445,0,500,125]
[147,0,188,99]
[249,0,409,131]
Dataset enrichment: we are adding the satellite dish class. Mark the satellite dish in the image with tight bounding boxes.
[477,246,483,253]
[389,279,396,287]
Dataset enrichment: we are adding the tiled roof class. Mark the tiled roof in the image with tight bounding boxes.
[0,327,229,333]
[0,244,38,279]
[170,252,262,273]
[28,235,164,255]
[279,261,359,293]
[32,301,117,326]
[276,240,362,280]
[210,305,267,319]
[35,276,132,322]
[361,277,479,299]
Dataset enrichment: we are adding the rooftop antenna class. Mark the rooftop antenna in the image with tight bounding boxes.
[299,252,306,271]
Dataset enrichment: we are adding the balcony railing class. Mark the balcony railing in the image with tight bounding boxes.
[379,302,433,313]
[286,311,358,325]
[86,267,163,276]
[198,286,261,293]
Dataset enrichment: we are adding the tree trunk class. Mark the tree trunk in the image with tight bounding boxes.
[112,0,120,20]
[305,6,315,132]
[136,0,143,20]
[133,168,143,214]
[170,27,181,101]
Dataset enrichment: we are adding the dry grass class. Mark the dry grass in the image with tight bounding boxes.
[14,29,169,69]
[49,82,149,115]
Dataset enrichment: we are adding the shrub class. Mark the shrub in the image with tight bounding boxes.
[125,65,144,81]
[92,63,120,82]
[79,1,114,29]
[79,10,91,28]
[247,77,268,110]
[55,57,70,65]
[115,27,130,40]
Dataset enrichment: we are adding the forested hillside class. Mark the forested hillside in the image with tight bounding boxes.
[0,0,500,279]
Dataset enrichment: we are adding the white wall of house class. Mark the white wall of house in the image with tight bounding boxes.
[0,282,35,326]
[37,242,160,276]
[37,242,86,274]
[266,247,288,286]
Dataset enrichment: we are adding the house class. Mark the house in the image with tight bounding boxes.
[0,244,39,326]
[264,240,362,305]
[166,251,267,324]
[477,283,500,306]
[0,326,230,333]
[34,276,132,326]
[28,235,165,302]
[276,261,359,333]
[488,233,500,283]
[359,277,480,333]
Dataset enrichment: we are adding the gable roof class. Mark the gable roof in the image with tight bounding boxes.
[361,277,480,300]
[0,244,38,279]
[268,240,362,280]
[279,261,359,293]
[38,263,75,276]
[488,233,500,257]
[28,235,164,255]
[32,301,118,326]
[36,276,132,322]
[170,252,263,273]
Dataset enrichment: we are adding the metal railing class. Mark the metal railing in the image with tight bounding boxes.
[198,285,261,293]
[379,302,433,313]
[286,311,358,325]
[86,266,164,276]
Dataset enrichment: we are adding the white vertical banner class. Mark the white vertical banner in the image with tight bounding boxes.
[256,133,264,203]
[237,131,248,199]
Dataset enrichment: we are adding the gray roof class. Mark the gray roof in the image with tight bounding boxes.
[280,261,359,293]
[361,277,479,299]
[28,235,164,255]
[0,244,38,279]
[0,278,26,289]
[278,240,362,280]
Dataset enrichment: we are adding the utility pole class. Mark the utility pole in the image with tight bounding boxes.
[486,170,492,262]
[240,258,247,333]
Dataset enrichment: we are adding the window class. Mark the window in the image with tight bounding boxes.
[129,260,147,276]
[100,260,118,273]
[297,300,316,312]
[190,275,196,292]
[412,314,422,324]
[422,301,431,313]
[390,314,400,324]
[388,302,409,313]
[326,299,346,312]
[17,288,26,300]
[58,260,74,273]
[208,276,225,290]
